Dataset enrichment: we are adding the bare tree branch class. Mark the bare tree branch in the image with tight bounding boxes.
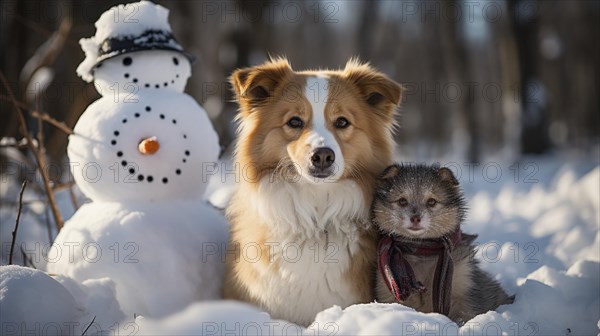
[0,71,64,230]
[32,110,74,135]
[9,180,27,265]
[0,95,74,135]
[81,316,97,336]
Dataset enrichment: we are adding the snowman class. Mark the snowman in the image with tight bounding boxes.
[47,1,228,319]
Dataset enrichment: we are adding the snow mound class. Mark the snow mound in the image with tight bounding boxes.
[55,275,126,333]
[0,265,125,334]
[0,266,79,333]
[470,260,599,336]
[133,301,300,335]
[467,166,600,293]
[309,303,456,335]
[136,259,599,336]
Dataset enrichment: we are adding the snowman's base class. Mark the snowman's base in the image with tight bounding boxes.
[46,199,229,319]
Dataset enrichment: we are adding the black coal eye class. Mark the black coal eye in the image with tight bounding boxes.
[427,198,437,207]
[334,117,350,129]
[287,116,304,129]
[173,57,179,65]
[123,57,132,66]
[398,198,408,206]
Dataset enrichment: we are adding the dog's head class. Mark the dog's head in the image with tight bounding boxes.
[231,58,402,185]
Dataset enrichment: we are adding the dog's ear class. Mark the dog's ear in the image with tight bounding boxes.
[230,58,293,108]
[343,59,402,113]
[438,167,459,186]
[379,164,402,180]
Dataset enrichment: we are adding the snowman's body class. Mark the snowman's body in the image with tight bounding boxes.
[50,201,226,317]
[49,90,227,317]
[67,90,217,202]
[48,1,228,319]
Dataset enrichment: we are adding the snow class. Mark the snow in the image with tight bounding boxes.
[46,200,228,320]
[465,163,600,295]
[3,1,599,329]
[47,85,225,322]
[93,1,170,43]
[469,260,599,336]
[68,91,218,202]
[132,301,297,335]
[91,50,192,96]
[77,1,177,82]
[136,159,598,335]
[0,266,79,333]
[55,275,125,333]
[27,5,227,326]
[78,1,192,95]
[4,155,598,335]
[0,173,52,266]
[0,265,126,334]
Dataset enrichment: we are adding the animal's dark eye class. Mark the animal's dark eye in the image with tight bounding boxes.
[427,198,437,207]
[398,198,408,206]
[287,116,304,129]
[334,117,350,129]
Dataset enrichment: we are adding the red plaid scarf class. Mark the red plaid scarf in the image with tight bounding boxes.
[377,228,477,315]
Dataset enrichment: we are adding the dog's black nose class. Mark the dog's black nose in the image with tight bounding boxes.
[310,147,335,170]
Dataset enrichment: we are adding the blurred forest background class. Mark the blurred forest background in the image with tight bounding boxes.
[0,0,598,172]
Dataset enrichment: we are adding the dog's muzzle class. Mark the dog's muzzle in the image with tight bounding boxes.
[308,147,335,178]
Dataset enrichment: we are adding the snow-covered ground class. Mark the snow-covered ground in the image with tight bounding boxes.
[1,153,599,335]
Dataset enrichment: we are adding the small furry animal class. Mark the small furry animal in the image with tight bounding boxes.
[372,164,512,323]
[225,57,402,326]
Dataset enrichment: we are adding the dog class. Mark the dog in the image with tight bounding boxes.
[224,57,402,326]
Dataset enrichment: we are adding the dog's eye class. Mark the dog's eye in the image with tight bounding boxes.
[398,198,408,206]
[426,198,437,207]
[287,116,304,129]
[334,117,350,129]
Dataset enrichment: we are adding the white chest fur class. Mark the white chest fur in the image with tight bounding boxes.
[253,177,367,239]
[247,178,369,325]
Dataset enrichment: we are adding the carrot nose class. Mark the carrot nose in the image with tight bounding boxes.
[138,136,160,155]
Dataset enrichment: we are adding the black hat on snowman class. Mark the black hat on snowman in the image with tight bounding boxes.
[77,0,194,82]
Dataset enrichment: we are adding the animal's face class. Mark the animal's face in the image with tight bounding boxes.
[372,165,466,239]
[231,58,402,186]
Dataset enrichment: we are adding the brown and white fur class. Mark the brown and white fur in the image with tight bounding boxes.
[225,58,402,326]
[372,164,512,323]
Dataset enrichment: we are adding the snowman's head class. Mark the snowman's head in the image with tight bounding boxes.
[92,50,192,96]
[76,1,194,95]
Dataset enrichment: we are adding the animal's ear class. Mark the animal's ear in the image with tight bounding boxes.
[230,58,293,108]
[343,59,402,112]
[438,167,459,186]
[379,164,402,180]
